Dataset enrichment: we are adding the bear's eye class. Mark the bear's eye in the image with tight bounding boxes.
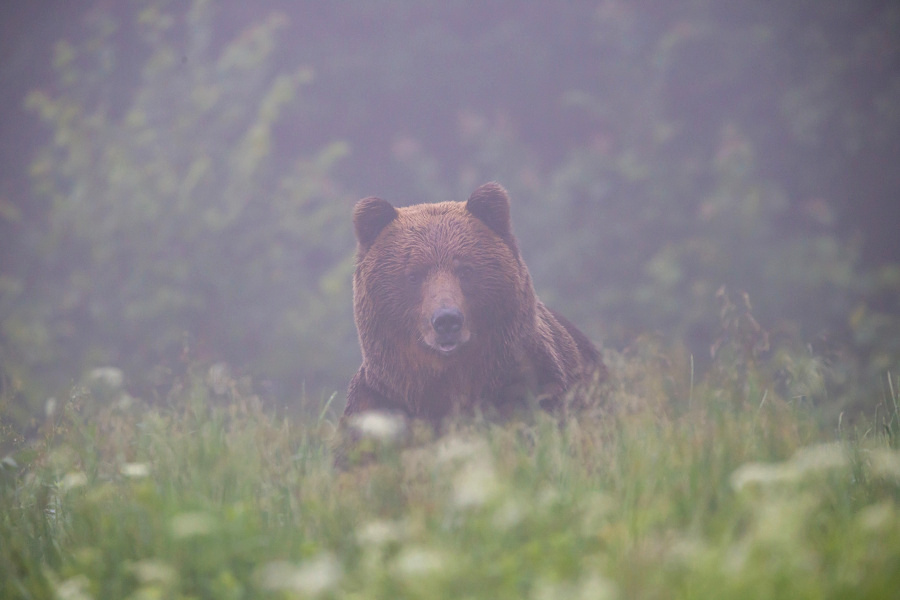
[457,264,475,280]
[407,271,424,285]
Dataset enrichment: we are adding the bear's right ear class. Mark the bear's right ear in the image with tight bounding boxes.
[354,197,398,250]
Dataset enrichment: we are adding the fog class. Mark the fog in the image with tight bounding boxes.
[1,1,898,420]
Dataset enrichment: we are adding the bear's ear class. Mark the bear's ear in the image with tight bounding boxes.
[465,182,512,240]
[354,197,398,250]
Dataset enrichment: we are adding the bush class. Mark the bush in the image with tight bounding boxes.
[4,2,357,421]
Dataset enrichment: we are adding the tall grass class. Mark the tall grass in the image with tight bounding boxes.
[2,347,899,599]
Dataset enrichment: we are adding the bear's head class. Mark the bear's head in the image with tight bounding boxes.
[352,183,532,368]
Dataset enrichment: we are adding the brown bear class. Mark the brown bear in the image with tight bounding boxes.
[342,182,605,425]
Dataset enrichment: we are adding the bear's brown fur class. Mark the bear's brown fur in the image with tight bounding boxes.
[342,182,605,424]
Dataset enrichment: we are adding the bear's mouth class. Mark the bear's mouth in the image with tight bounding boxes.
[436,340,461,355]
[422,311,471,357]
[423,334,468,357]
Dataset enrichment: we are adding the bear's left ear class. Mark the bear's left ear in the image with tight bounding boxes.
[466,182,512,240]
[354,196,398,251]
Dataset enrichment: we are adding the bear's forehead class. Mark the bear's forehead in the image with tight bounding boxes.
[398,201,467,222]
[397,203,485,239]
[385,202,501,260]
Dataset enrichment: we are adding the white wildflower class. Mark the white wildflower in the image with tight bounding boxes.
[580,492,616,531]
[578,574,619,600]
[492,497,525,530]
[59,471,88,492]
[667,537,708,566]
[169,512,216,539]
[731,442,849,491]
[347,410,406,441]
[88,367,123,389]
[257,554,342,596]
[121,462,150,478]
[357,519,405,546]
[55,575,92,600]
[753,496,816,544]
[130,560,178,586]
[537,486,560,508]
[435,435,487,464]
[452,458,499,509]
[867,448,900,481]
[392,546,447,578]
[730,462,795,490]
[791,442,849,473]
[532,575,617,600]
[858,502,894,532]
[206,363,230,395]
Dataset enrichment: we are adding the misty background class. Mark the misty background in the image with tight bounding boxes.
[1,1,898,428]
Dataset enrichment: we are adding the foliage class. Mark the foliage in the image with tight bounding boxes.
[3,1,357,421]
[2,339,900,599]
[1,0,899,427]
[384,1,900,411]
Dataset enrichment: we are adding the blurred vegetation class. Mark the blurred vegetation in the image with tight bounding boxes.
[1,0,899,431]
[2,337,899,598]
[2,2,358,427]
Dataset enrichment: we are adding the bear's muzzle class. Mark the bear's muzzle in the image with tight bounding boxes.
[420,271,471,356]
[431,307,465,354]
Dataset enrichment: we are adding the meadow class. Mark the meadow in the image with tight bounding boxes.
[2,339,899,600]
[3,3,900,598]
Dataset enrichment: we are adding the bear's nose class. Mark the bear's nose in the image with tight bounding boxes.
[431,307,464,337]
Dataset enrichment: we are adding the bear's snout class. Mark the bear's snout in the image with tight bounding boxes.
[429,306,468,354]
[432,306,463,337]
[420,272,471,356]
